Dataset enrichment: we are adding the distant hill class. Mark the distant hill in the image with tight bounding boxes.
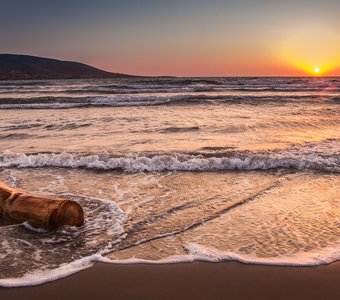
[0,54,133,80]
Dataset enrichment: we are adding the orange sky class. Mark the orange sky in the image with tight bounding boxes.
[1,1,340,76]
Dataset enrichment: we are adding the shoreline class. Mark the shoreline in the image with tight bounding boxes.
[1,261,339,300]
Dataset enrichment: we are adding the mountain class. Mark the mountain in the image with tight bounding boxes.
[0,54,133,80]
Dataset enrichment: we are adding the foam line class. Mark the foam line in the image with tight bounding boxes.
[0,151,338,173]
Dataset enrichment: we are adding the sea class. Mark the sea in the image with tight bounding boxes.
[0,77,339,287]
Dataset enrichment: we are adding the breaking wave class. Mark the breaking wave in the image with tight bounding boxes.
[0,147,338,173]
[0,93,338,109]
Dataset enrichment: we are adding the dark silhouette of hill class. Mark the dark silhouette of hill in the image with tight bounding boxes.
[0,54,133,80]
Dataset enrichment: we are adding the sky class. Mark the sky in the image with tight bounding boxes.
[1,0,340,76]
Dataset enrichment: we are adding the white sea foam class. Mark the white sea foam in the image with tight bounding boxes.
[22,222,49,233]
[107,243,340,267]
[183,243,340,266]
[0,150,338,173]
[1,241,339,288]
[0,254,99,287]
[1,92,337,109]
[0,194,128,288]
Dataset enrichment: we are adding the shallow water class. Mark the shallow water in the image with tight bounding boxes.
[0,77,339,286]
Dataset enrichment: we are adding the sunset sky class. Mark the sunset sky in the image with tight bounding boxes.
[1,0,340,76]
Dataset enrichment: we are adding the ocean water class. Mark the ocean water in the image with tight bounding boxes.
[0,77,339,286]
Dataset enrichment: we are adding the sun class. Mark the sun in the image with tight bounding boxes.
[314,67,320,74]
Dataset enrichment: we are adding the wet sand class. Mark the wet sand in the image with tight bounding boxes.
[1,261,339,300]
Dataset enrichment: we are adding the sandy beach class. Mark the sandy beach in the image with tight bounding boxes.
[1,261,339,300]
[1,1,340,299]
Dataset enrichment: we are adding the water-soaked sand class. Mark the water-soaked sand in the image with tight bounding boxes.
[1,262,339,300]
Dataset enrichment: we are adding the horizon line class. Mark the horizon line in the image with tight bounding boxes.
[1,53,339,78]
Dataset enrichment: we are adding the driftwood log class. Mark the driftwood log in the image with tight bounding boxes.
[0,182,84,229]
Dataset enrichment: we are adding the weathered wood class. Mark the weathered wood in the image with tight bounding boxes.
[0,182,84,229]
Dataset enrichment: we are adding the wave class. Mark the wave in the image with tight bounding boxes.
[0,148,338,173]
[161,126,200,133]
[1,93,337,109]
[0,133,33,140]
[0,87,215,95]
